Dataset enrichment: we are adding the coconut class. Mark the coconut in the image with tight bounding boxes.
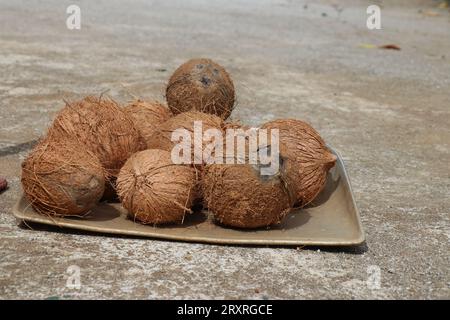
[222,121,256,161]
[116,149,196,225]
[202,161,292,229]
[166,58,235,119]
[148,111,224,167]
[48,96,141,199]
[147,111,224,201]
[261,119,337,206]
[123,99,172,149]
[21,138,105,216]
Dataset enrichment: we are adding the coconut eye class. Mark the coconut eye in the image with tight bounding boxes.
[200,76,211,86]
[196,64,204,69]
[213,68,219,75]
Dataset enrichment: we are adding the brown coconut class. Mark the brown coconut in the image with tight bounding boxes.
[21,138,105,216]
[166,58,235,119]
[261,119,337,207]
[202,161,292,229]
[222,121,255,162]
[148,111,224,166]
[148,111,223,200]
[123,99,172,149]
[116,149,196,225]
[48,96,141,199]
[147,111,224,201]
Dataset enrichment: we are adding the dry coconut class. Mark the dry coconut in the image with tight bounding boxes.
[148,110,224,168]
[49,96,141,199]
[261,119,336,206]
[147,111,224,201]
[123,99,172,149]
[21,138,105,216]
[166,58,235,119]
[202,161,292,229]
[116,149,196,225]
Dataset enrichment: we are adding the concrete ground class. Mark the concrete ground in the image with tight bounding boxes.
[0,0,449,299]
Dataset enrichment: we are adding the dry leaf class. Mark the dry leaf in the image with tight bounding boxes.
[379,44,401,50]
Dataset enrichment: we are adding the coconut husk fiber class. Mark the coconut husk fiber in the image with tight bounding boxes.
[21,137,105,217]
[49,95,141,177]
[261,119,337,207]
[48,96,141,200]
[202,161,292,229]
[148,110,224,168]
[147,111,224,201]
[123,99,172,149]
[221,121,257,164]
[116,149,196,225]
[166,58,235,119]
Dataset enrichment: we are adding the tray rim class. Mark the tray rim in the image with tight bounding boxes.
[12,147,365,247]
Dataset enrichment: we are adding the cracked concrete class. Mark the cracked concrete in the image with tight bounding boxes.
[0,0,449,299]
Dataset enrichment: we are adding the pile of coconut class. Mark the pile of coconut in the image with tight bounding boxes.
[21,58,336,229]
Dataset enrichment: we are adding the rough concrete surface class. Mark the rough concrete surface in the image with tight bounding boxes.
[0,0,449,299]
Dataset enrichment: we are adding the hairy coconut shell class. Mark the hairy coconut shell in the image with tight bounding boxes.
[221,121,256,163]
[202,162,292,229]
[21,138,105,216]
[49,96,141,200]
[49,96,141,177]
[123,99,172,149]
[148,111,224,167]
[116,149,196,225]
[148,111,224,201]
[166,58,235,119]
[261,119,336,206]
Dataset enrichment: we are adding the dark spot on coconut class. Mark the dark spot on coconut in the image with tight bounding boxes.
[279,156,285,169]
[200,76,211,86]
[196,64,204,69]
